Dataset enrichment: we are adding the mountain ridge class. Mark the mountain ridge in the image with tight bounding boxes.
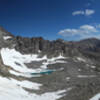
[0,27,100,100]
[1,26,100,57]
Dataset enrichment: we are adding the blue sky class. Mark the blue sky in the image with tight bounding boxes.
[0,0,100,40]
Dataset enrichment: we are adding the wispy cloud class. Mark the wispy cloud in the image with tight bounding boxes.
[72,9,95,16]
[85,9,95,16]
[58,24,100,40]
[72,11,84,16]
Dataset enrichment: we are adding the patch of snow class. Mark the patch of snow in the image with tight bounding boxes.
[58,67,64,71]
[56,53,66,59]
[86,64,90,66]
[38,50,41,53]
[90,93,100,100]
[66,77,70,80]
[77,75,96,78]
[3,36,12,40]
[91,66,96,69]
[77,57,86,62]
[78,69,81,72]
[0,76,67,100]
[40,60,66,69]
[55,60,67,63]
[10,70,41,78]
[10,78,42,90]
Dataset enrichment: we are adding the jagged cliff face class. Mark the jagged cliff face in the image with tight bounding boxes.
[0,27,100,100]
[13,33,100,59]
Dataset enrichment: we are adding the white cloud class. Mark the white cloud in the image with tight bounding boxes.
[85,9,95,16]
[72,9,95,16]
[96,24,100,28]
[80,25,97,32]
[72,11,84,16]
[58,24,100,40]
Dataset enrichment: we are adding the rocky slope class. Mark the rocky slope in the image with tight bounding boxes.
[0,27,100,100]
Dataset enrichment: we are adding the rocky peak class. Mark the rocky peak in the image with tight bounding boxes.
[0,27,13,37]
[0,27,15,48]
[76,38,100,52]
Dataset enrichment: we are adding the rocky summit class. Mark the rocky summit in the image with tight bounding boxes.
[0,27,100,100]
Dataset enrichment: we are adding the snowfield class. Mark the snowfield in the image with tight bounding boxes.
[3,36,12,40]
[0,76,67,100]
[0,48,69,100]
[0,48,66,77]
[90,93,100,100]
[76,57,86,62]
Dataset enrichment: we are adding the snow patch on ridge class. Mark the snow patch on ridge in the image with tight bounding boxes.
[3,36,12,40]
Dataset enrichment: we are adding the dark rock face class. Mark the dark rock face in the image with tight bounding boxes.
[0,27,15,48]
[15,36,75,56]
[14,36,100,60]
[76,38,100,52]
[75,38,100,61]
[15,36,66,56]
